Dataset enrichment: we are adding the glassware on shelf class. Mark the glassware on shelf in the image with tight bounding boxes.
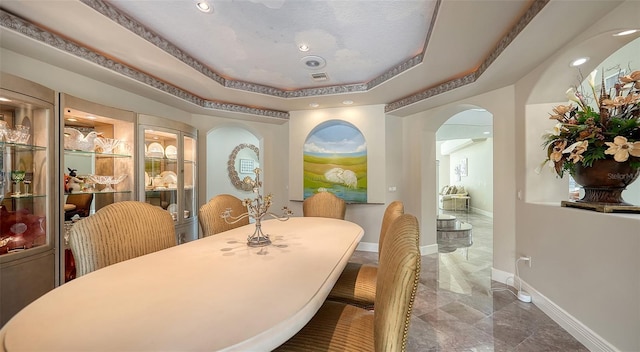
[0,120,7,141]
[88,174,127,192]
[10,170,26,196]
[23,172,33,196]
[94,137,121,154]
[16,125,30,144]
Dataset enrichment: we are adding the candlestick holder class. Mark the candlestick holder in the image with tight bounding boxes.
[221,168,292,247]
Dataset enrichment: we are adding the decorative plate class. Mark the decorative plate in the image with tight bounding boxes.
[165,145,177,159]
[167,203,177,213]
[147,142,164,158]
[160,171,178,186]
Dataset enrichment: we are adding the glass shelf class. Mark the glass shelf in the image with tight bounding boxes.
[64,149,131,158]
[1,142,47,152]
[7,194,47,199]
[64,191,132,195]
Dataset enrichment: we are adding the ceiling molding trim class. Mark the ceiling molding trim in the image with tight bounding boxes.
[81,0,440,99]
[79,0,227,87]
[385,0,550,113]
[367,0,440,91]
[0,9,289,120]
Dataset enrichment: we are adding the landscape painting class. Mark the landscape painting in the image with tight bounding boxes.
[303,120,367,203]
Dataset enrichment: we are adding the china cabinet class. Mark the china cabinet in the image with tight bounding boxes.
[60,94,135,282]
[0,73,56,326]
[139,114,197,244]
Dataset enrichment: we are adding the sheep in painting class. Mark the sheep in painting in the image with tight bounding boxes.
[324,168,358,189]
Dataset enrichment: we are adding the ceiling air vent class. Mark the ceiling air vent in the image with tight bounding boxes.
[310,72,329,81]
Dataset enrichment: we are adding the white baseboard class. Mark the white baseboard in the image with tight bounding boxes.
[492,268,618,352]
[420,244,438,255]
[519,280,618,352]
[356,242,378,252]
[471,207,493,218]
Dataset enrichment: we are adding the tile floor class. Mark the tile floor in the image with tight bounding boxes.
[348,210,589,352]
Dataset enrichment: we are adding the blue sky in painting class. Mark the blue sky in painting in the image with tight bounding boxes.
[304,121,366,154]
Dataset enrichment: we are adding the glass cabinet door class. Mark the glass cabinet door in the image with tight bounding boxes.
[1,89,53,258]
[183,135,196,225]
[60,94,135,283]
[142,128,179,222]
[139,114,198,244]
[1,73,56,326]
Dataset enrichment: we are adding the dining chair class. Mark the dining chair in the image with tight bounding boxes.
[302,191,346,220]
[64,193,94,221]
[327,201,404,308]
[275,214,421,352]
[198,194,249,236]
[69,201,176,277]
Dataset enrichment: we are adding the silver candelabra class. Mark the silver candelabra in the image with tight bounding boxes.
[221,168,292,247]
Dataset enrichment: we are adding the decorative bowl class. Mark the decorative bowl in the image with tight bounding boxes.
[94,137,121,154]
[89,174,127,192]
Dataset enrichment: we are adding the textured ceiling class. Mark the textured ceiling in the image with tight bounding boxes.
[107,0,435,90]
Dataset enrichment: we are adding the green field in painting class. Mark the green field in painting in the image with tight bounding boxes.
[303,154,367,202]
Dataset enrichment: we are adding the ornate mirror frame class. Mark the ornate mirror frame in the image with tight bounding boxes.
[228,143,260,191]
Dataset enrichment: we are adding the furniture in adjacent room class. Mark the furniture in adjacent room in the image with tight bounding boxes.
[275,214,421,351]
[328,200,404,308]
[68,201,176,277]
[438,185,470,211]
[0,217,364,351]
[436,214,473,256]
[302,191,346,219]
[198,194,249,236]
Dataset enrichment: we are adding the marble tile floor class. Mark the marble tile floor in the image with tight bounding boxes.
[347,210,588,352]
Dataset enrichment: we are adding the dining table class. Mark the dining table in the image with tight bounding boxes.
[0,216,364,351]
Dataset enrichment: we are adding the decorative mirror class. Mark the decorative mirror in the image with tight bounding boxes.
[228,143,260,191]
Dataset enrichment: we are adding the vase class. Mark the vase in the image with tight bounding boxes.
[571,158,640,205]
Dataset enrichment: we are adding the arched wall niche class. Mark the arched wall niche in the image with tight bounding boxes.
[206,123,262,201]
[303,119,367,203]
[289,105,386,204]
[524,34,640,204]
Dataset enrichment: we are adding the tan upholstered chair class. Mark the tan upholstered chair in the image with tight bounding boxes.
[69,201,176,277]
[275,214,421,352]
[328,201,404,308]
[302,191,346,220]
[64,193,94,220]
[198,194,249,237]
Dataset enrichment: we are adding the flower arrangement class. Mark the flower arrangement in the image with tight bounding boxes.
[542,68,640,177]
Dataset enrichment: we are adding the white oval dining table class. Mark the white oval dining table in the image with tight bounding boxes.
[0,217,364,351]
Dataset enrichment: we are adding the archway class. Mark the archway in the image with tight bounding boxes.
[206,125,262,201]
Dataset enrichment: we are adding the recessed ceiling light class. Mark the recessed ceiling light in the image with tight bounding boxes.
[309,103,319,108]
[67,118,77,122]
[301,56,326,70]
[342,100,354,105]
[570,57,589,67]
[196,1,212,13]
[298,44,310,52]
[0,97,11,102]
[86,115,96,120]
[613,29,638,36]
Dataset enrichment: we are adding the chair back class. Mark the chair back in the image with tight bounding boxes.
[65,193,94,219]
[69,201,176,277]
[198,194,249,236]
[302,191,346,219]
[374,214,421,352]
[378,200,404,259]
